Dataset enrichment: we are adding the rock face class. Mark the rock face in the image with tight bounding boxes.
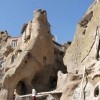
[0,9,51,100]
[0,31,9,65]
[1,1,100,100]
[64,1,100,74]
[0,9,66,100]
[0,31,13,89]
[61,1,100,100]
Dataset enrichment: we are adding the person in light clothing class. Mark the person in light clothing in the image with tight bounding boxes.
[32,89,37,100]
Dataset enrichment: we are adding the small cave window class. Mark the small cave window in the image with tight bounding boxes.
[0,61,3,68]
[11,55,15,63]
[25,60,27,63]
[24,34,31,42]
[94,86,99,97]
[43,56,46,66]
[82,29,86,35]
[27,53,32,59]
[48,31,50,33]
[17,49,22,53]
[76,70,78,74]
[0,62,2,68]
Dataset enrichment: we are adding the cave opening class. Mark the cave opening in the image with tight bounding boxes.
[43,56,47,66]
[94,86,99,97]
[96,39,100,60]
[16,81,27,95]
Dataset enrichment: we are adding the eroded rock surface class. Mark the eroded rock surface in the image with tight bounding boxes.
[61,1,100,100]
[0,9,53,100]
[64,1,100,74]
[0,9,67,100]
[1,1,100,100]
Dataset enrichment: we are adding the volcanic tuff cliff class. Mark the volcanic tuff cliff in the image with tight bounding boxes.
[0,9,67,100]
[61,1,100,100]
[0,0,100,100]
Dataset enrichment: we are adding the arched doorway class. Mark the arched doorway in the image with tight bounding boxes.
[16,81,27,95]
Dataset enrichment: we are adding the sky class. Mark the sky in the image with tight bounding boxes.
[0,0,94,44]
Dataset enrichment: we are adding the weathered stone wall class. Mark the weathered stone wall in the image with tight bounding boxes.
[63,1,100,74]
[0,9,67,100]
[61,1,100,100]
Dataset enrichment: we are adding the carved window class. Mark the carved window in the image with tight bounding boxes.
[43,56,46,66]
[11,55,15,63]
[82,29,86,35]
[12,40,17,47]
[94,86,99,97]
[0,61,3,68]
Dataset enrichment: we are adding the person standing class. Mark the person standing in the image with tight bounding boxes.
[32,89,37,100]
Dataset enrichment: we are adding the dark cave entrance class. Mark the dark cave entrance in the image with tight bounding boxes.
[16,81,27,95]
[94,86,99,97]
